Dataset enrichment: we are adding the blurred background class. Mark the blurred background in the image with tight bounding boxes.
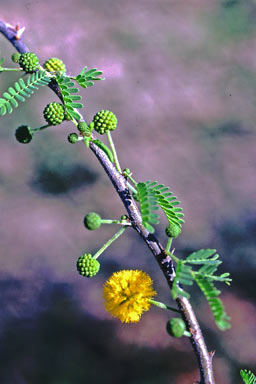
[0,0,256,383]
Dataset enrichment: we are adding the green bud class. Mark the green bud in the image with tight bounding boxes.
[84,212,102,230]
[43,102,65,126]
[166,318,186,338]
[165,223,181,238]
[77,253,100,277]
[43,57,66,74]
[68,133,79,143]
[11,53,21,63]
[18,52,39,73]
[77,122,92,136]
[93,110,117,135]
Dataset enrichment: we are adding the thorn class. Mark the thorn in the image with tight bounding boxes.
[6,23,25,39]
[6,22,16,32]
[15,26,26,40]
[171,248,175,254]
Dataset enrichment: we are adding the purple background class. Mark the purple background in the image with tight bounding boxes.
[0,0,256,383]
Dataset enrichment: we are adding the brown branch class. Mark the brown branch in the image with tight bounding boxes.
[0,20,215,384]
[90,143,215,384]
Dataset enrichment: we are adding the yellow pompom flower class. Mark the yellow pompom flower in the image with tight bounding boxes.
[103,270,156,323]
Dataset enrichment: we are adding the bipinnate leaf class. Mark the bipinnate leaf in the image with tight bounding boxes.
[170,248,231,330]
[137,182,159,233]
[194,276,231,330]
[172,261,192,299]
[56,75,83,121]
[136,181,184,233]
[75,66,104,88]
[0,71,50,115]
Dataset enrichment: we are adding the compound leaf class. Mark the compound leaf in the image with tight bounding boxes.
[194,275,231,330]
[0,71,50,115]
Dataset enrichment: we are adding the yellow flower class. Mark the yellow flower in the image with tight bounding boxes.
[103,270,156,323]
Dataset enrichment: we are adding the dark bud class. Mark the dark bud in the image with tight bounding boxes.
[15,125,33,144]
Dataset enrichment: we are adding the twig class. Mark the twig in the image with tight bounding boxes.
[0,20,215,384]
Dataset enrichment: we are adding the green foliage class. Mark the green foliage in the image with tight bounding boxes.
[147,181,184,228]
[172,260,193,299]
[171,249,231,330]
[55,68,103,121]
[0,71,51,115]
[136,182,159,233]
[187,249,232,284]
[240,369,256,384]
[136,181,184,233]
[75,66,104,88]
[92,139,114,163]
[194,276,231,330]
[56,75,83,121]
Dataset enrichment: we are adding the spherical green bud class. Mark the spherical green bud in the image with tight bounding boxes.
[166,318,186,338]
[77,122,91,136]
[93,110,117,135]
[43,57,66,74]
[165,223,181,238]
[68,133,79,143]
[120,215,128,220]
[11,53,21,63]
[77,253,100,277]
[84,212,102,230]
[43,102,65,125]
[18,52,39,73]
[15,125,33,144]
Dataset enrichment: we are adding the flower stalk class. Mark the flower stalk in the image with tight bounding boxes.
[148,298,181,314]
[93,226,127,259]
[106,131,122,174]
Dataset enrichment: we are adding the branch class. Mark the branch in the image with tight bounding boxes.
[0,20,215,384]
[90,142,215,384]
